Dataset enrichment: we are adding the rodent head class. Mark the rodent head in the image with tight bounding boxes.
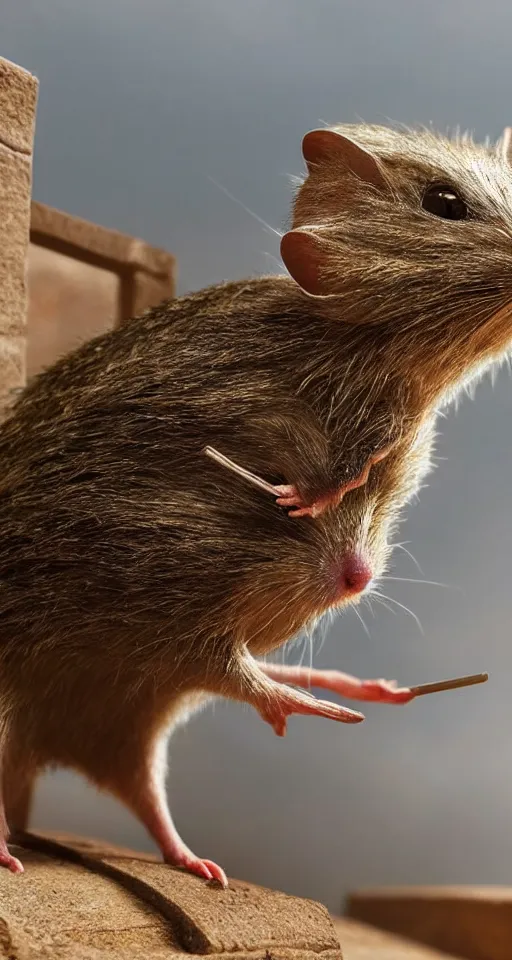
[282,123,512,409]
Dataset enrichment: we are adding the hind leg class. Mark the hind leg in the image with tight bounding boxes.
[98,725,228,887]
[127,769,228,887]
[109,653,364,877]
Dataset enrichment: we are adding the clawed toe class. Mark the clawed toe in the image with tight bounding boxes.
[315,696,365,722]
[274,484,297,498]
[201,859,228,887]
[165,850,228,888]
[183,857,228,888]
[274,485,317,518]
[0,850,24,874]
[259,685,365,735]
[361,679,414,704]
[287,506,316,518]
[275,484,303,508]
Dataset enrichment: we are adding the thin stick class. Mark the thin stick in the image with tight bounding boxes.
[409,672,488,697]
[204,446,280,496]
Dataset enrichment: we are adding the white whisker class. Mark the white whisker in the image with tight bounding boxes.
[370,594,395,617]
[371,590,424,635]
[379,576,456,590]
[207,175,283,238]
[261,251,286,272]
[392,542,424,574]
[315,609,334,655]
[352,603,372,639]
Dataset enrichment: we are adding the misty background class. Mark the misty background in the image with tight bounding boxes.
[2,0,512,913]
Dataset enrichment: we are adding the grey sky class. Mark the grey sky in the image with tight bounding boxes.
[2,0,512,913]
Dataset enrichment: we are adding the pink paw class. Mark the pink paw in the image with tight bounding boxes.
[359,679,414,704]
[274,484,319,518]
[0,849,24,874]
[275,447,395,520]
[167,853,228,888]
[258,684,364,737]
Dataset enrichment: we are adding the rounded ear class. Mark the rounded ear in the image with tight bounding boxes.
[280,229,330,297]
[302,128,388,191]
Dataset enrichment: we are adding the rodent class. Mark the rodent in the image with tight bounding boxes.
[0,122,510,885]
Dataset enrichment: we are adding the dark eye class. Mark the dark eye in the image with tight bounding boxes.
[421,184,468,221]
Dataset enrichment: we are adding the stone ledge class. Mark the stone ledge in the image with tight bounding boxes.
[2,830,341,960]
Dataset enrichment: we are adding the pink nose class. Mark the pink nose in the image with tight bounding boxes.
[341,555,373,595]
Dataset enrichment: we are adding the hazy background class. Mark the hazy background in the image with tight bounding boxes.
[3,0,512,913]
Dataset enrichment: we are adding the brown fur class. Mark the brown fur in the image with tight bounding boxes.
[0,123,510,864]
[292,123,512,395]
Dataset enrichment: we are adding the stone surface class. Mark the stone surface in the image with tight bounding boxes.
[347,886,512,960]
[0,147,33,338]
[0,56,38,154]
[0,58,37,418]
[1,830,342,960]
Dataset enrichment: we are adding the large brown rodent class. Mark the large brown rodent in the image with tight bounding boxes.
[0,122,510,884]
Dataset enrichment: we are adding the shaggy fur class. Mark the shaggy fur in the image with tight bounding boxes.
[0,123,511,875]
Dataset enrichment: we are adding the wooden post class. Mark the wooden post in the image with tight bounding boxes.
[347,886,512,960]
[28,202,176,378]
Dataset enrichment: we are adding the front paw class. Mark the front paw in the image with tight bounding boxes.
[359,679,415,704]
[274,484,320,518]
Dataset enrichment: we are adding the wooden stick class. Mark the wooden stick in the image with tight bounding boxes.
[204,445,280,496]
[409,672,488,697]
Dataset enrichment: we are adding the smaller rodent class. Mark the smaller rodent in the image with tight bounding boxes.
[0,123,510,885]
